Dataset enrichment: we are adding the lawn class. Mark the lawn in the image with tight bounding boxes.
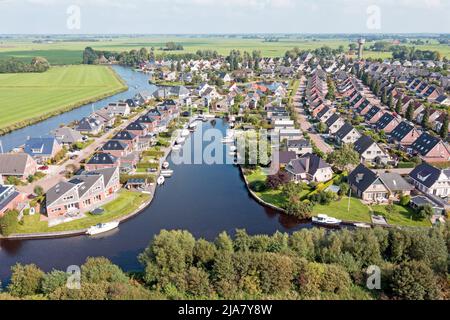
[14,190,150,234]
[371,204,431,228]
[313,197,372,223]
[0,65,127,134]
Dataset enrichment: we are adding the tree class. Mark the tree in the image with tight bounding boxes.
[316,122,328,133]
[266,171,290,189]
[439,114,449,140]
[82,47,98,64]
[395,98,403,115]
[33,185,44,197]
[422,107,430,129]
[405,103,414,121]
[328,143,360,171]
[391,260,439,300]
[381,87,388,105]
[399,195,411,206]
[417,204,434,220]
[0,210,19,236]
[41,270,68,294]
[388,93,394,111]
[8,264,45,297]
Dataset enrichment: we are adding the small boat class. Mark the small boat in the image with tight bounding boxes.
[161,169,174,177]
[222,137,234,144]
[157,175,165,185]
[162,161,170,169]
[176,137,186,145]
[172,145,181,152]
[181,129,190,137]
[229,146,237,152]
[189,122,198,129]
[312,214,342,226]
[86,221,119,236]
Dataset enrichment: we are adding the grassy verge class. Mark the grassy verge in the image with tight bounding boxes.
[371,204,431,228]
[14,190,150,234]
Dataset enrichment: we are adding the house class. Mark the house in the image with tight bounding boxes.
[378,172,414,200]
[348,164,389,203]
[409,162,450,198]
[274,119,295,131]
[126,122,148,137]
[364,106,384,124]
[101,140,131,158]
[325,114,345,135]
[316,107,334,123]
[410,132,450,163]
[353,135,387,164]
[104,102,131,117]
[218,72,232,82]
[111,130,139,150]
[24,138,62,164]
[45,167,121,219]
[125,98,139,108]
[76,117,104,135]
[85,153,120,171]
[390,121,420,146]
[52,127,83,146]
[278,151,297,166]
[287,139,313,156]
[135,91,153,105]
[0,153,38,180]
[0,184,27,217]
[91,110,115,128]
[375,112,401,134]
[285,153,333,183]
[279,129,303,141]
[136,115,158,132]
[335,123,361,145]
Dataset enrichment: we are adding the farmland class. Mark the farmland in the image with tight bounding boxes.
[0,65,127,134]
[1,36,448,64]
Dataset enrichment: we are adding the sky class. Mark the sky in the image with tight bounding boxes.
[0,0,449,34]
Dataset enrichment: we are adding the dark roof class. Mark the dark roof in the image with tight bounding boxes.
[137,115,156,124]
[390,121,414,141]
[364,106,381,120]
[325,113,340,127]
[379,173,414,192]
[0,153,35,176]
[410,132,440,156]
[87,153,118,165]
[24,138,58,157]
[354,135,376,155]
[335,122,355,140]
[316,106,330,119]
[101,140,128,151]
[112,130,136,141]
[286,153,331,176]
[348,164,379,192]
[375,112,395,130]
[287,139,311,148]
[409,162,448,188]
[126,122,146,131]
[279,151,297,164]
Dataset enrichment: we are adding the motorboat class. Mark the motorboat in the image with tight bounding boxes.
[181,129,190,137]
[172,145,181,152]
[312,214,342,226]
[353,222,372,229]
[229,146,237,152]
[86,221,119,236]
[176,137,186,145]
[157,175,165,185]
[161,169,174,177]
[162,161,170,169]
[222,137,234,144]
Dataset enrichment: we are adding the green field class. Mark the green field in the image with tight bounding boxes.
[0,65,127,134]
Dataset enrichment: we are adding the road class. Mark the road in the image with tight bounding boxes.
[293,76,333,154]
[18,108,150,194]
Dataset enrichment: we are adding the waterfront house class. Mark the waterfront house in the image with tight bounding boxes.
[104,102,131,117]
[0,184,27,217]
[24,137,62,164]
[409,162,450,198]
[91,110,115,128]
[0,153,37,180]
[45,167,121,219]
[85,153,120,171]
[287,139,313,156]
[76,117,104,135]
[135,91,153,105]
[410,132,450,163]
[335,123,361,145]
[52,127,83,146]
[348,164,389,203]
[285,153,333,183]
[353,135,388,164]
[278,151,297,166]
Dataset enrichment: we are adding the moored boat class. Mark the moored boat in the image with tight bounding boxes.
[176,137,186,145]
[161,169,174,177]
[162,161,170,169]
[157,175,165,185]
[312,214,341,226]
[181,129,190,137]
[86,221,119,236]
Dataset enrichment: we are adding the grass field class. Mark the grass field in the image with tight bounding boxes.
[2,36,448,64]
[0,65,127,134]
[15,190,150,234]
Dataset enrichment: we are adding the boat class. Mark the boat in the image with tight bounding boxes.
[86,221,119,236]
[162,161,170,169]
[188,122,198,129]
[312,214,342,226]
[172,145,181,152]
[229,146,237,152]
[176,137,186,145]
[222,137,234,144]
[181,129,190,137]
[161,169,174,177]
[157,175,165,185]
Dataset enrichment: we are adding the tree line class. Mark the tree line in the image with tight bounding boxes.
[0,225,449,300]
[0,57,50,73]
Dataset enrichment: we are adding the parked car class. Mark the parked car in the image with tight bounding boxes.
[38,165,49,171]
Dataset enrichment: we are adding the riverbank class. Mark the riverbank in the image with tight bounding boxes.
[0,65,128,136]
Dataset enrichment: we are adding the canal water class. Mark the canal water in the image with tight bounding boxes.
[0,66,155,152]
[0,71,309,282]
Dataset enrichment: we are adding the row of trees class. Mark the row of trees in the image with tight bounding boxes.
[2,227,448,300]
[0,57,50,73]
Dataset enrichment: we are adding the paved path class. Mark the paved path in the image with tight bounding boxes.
[293,77,333,154]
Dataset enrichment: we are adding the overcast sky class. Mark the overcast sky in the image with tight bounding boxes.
[0,0,449,34]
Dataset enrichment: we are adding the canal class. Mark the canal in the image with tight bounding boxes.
[0,71,309,282]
